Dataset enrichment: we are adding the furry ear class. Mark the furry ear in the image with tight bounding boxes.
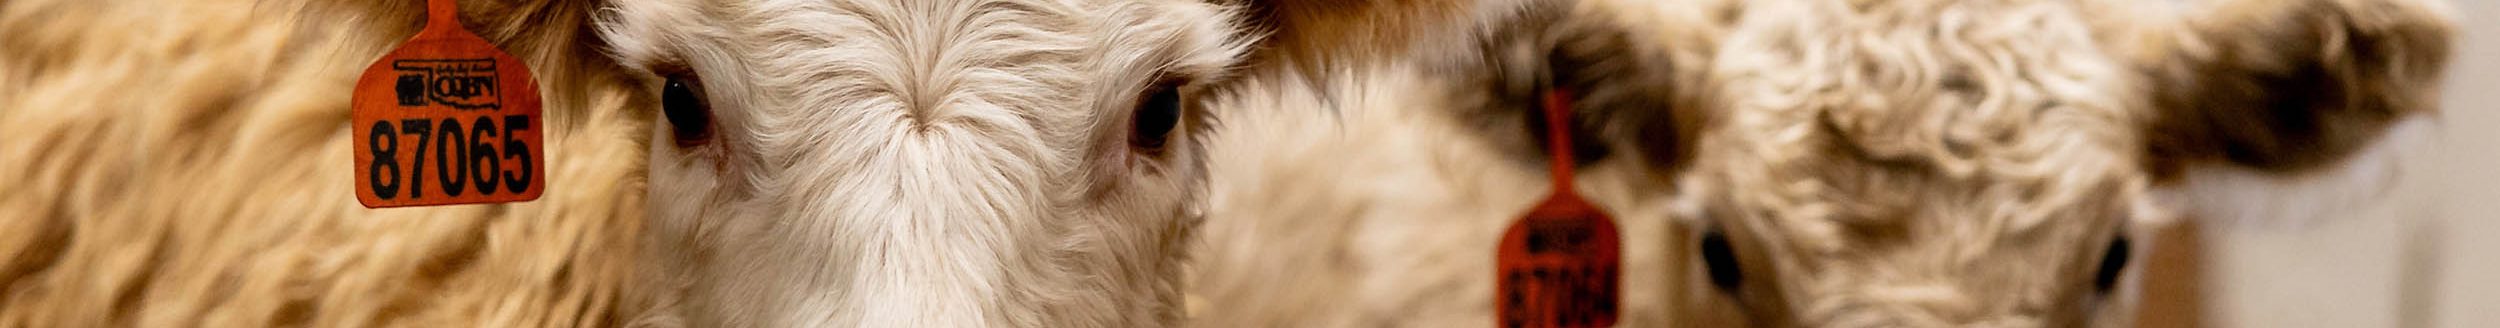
[1224,0,1479,78]
[302,0,610,59]
[2136,0,2453,176]
[299,0,627,122]
[2131,0,2453,227]
[1224,0,1693,171]
[1522,1,1693,172]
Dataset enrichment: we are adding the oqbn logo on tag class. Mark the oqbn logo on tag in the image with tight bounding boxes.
[352,0,545,208]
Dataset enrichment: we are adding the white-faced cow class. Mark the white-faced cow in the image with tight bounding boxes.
[605,0,1249,326]
[1,0,1258,326]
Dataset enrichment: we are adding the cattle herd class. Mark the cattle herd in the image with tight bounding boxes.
[0,0,2455,327]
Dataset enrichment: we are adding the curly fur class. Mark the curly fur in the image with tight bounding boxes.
[1675,0,2156,325]
[2,0,1253,326]
[1193,0,2454,326]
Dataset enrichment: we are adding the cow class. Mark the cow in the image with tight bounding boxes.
[1,0,1263,326]
[1192,0,2454,326]
[603,0,1250,326]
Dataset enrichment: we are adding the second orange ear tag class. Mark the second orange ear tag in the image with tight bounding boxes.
[351,0,546,208]
[1496,89,1622,327]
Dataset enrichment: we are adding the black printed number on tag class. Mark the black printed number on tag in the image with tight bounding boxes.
[367,115,534,200]
[1502,264,1619,328]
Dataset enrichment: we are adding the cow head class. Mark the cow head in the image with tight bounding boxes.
[1653,0,2453,326]
[325,0,1259,325]
[593,0,1255,325]
[1190,0,2452,326]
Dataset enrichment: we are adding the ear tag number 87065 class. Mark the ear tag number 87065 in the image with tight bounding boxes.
[351,0,545,207]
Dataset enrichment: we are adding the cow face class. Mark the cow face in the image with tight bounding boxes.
[597,0,1248,325]
[1656,0,2452,327]
[1187,0,2448,326]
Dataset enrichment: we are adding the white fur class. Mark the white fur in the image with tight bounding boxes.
[598,0,1249,326]
[1192,0,2453,327]
[2158,116,2436,229]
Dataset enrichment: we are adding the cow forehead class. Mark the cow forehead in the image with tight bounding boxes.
[605,0,1241,171]
[720,1,1161,125]
[1688,0,2152,258]
[722,0,1103,172]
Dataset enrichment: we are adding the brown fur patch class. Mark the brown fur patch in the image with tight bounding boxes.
[2134,0,2454,179]
[1229,0,1477,80]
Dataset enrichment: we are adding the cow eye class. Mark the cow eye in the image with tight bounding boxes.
[1700,229,1743,292]
[662,76,713,147]
[2093,236,2132,293]
[1130,81,1183,155]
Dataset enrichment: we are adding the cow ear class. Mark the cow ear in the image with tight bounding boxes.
[1226,0,1478,78]
[299,0,626,116]
[303,0,610,51]
[2137,0,2453,175]
[2131,0,2454,226]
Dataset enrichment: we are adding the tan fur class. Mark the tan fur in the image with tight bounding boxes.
[1193,0,2454,326]
[0,0,644,326]
[1228,0,1481,80]
[4,0,1266,326]
[0,0,2454,325]
[1193,1,1693,325]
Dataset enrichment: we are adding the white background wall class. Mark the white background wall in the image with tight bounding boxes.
[2204,1,2500,327]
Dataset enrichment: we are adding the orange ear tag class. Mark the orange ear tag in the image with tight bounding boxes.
[352,0,545,208]
[1496,89,1622,327]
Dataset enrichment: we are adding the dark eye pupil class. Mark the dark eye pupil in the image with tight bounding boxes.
[2093,236,2132,293]
[1131,85,1182,153]
[662,78,712,146]
[1700,230,1743,292]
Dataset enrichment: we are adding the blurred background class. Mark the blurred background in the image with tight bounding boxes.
[2199,1,2500,327]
